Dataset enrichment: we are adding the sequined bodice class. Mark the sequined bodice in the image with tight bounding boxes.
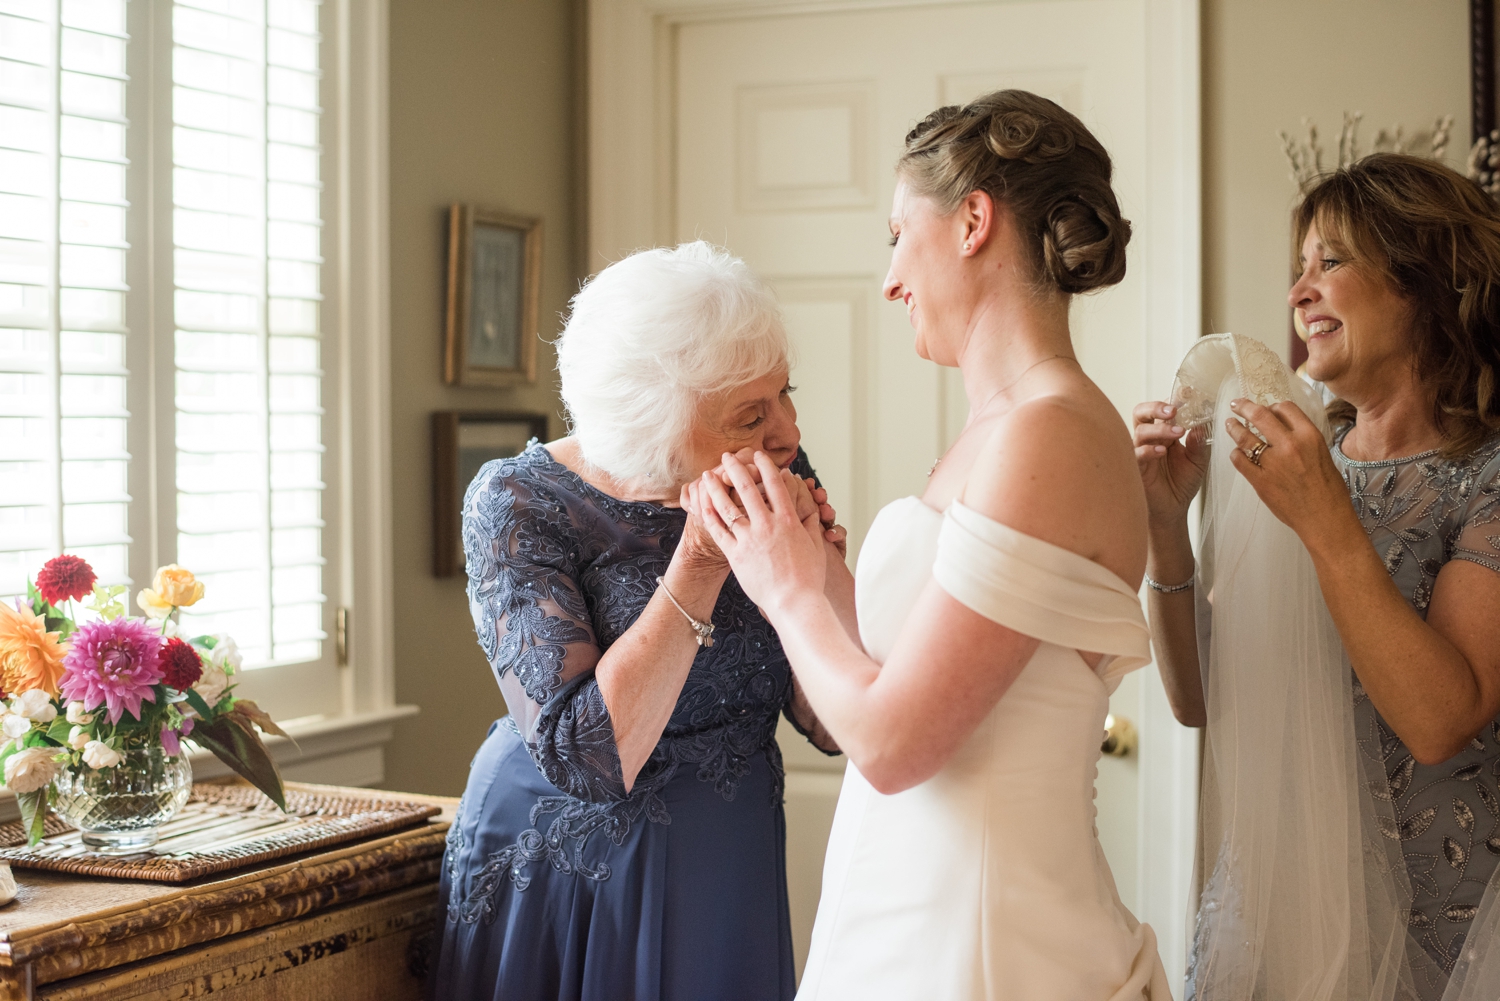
[1333,427,1500,977]
[446,442,814,918]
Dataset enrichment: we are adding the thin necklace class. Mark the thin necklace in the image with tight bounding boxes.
[928,355,1076,477]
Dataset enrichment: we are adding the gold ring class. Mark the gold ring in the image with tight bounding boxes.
[1247,441,1269,466]
[729,512,748,524]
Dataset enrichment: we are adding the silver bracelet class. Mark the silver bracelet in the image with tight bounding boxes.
[656,577,715,647]
[1144,568,1195,593]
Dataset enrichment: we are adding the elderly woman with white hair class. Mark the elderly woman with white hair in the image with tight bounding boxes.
[429,241,850,1001]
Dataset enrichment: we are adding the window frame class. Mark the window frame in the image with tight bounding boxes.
[120,0,394,725]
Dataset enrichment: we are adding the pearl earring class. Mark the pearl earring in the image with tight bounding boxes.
[962,242,971,252]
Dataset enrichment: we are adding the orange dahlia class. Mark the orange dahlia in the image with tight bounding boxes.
[0,602,67,697]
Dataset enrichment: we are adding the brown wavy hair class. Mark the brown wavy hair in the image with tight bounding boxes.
[896,89,1131,296]
[1293,153,1500,458]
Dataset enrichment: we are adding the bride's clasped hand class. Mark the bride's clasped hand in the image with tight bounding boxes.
[686,452,831,618]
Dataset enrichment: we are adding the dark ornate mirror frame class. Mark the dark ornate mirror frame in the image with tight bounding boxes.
[1475,0,1495,143]
[1470,0,1494,141]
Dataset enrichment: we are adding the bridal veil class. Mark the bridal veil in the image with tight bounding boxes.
[1174,333,1500,1001]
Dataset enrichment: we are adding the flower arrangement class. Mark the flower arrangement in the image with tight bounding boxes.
[0,557,289,846]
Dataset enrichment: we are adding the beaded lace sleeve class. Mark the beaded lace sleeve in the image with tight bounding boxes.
[1452,441,1500,574]
[462,457,626,803]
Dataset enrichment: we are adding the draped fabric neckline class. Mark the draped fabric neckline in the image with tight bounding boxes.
[899,495,1142,599]
[893,496,1152,687]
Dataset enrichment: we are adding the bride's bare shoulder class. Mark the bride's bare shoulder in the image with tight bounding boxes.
[961,392,1146,578]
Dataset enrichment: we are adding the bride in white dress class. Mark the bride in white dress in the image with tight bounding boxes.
[685,90,1172,1001]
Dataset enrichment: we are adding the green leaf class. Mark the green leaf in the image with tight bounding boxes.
[182,688,216,721]
[26,580,46,617]
[111,711,147,734]
[87,583,126,622]
[190,715,287,811]
[16,789,47,848]
[45,718,72,745]
[25,582,71,636]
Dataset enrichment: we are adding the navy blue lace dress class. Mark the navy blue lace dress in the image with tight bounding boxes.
[429,442,826,1001]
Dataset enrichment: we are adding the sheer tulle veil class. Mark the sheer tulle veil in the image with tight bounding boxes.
[1173,334,1500,1001]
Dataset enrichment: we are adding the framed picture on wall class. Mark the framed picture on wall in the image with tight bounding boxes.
[444,204,543,386]
[431,410,550,577]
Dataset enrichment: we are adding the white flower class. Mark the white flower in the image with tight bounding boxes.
[11,690,57,723]
[65,701,95,726]
[193,663,229,706]
[82,740,123,770]
[67,725,90,751]
[4,746,62,793]
[1,715,30,741]
[208,634,241,674]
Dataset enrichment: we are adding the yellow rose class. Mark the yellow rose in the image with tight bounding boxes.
[135,588,173,620]
[150,565,205,609]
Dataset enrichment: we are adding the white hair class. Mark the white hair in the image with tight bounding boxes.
[555,241,789,490]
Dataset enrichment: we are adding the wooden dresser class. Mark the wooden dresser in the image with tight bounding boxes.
[0,789,454,1001]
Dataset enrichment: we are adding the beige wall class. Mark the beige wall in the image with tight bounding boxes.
[374,1,1470,795]
[382,0,580,796]
[1203,0,1469,358]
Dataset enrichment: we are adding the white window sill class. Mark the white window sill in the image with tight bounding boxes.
[0,705,419,824]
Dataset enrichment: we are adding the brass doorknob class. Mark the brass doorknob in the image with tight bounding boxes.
[1101,714,1137,757]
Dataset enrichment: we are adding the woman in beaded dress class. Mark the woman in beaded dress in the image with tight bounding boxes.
[1136,154,1500,1001]
[428,241,849,1001]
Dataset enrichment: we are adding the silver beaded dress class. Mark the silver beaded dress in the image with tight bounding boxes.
[1332,426,1500,995]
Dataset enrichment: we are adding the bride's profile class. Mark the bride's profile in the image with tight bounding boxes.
[686,89,1171,1000]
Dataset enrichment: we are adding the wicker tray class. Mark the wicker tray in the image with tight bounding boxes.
[0,783,442,882]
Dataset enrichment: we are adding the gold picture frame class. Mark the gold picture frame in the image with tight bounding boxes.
[430,410,551,578]
[444,204,542,386]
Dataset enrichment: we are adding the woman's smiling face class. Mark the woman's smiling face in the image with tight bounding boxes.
[883,180,967,366]
[1289,221,1415,400]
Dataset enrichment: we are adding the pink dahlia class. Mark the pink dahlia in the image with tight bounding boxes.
[60,618,164,724]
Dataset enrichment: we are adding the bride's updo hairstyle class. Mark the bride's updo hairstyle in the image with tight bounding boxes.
[897,89,1130,296]
[1293,153,1500,458]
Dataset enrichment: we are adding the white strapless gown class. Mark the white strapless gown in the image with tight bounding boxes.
[796,498,1172,1001]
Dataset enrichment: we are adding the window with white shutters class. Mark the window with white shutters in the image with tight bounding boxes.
[0,0,338,683]
[0,0,132,602]
[171,0,324,666]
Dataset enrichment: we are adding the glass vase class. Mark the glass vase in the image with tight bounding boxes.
[50,746,193,854]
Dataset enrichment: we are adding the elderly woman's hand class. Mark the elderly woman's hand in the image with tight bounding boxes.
[1223,398,1354,540]
[701,450,848,557]
[675,505,729,577]
[687,454,828,617]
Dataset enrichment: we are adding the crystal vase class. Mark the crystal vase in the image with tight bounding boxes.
[50,747,193,854]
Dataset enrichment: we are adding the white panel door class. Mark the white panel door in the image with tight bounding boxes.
[674,2,1148,978]
[591,0,1200,988]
